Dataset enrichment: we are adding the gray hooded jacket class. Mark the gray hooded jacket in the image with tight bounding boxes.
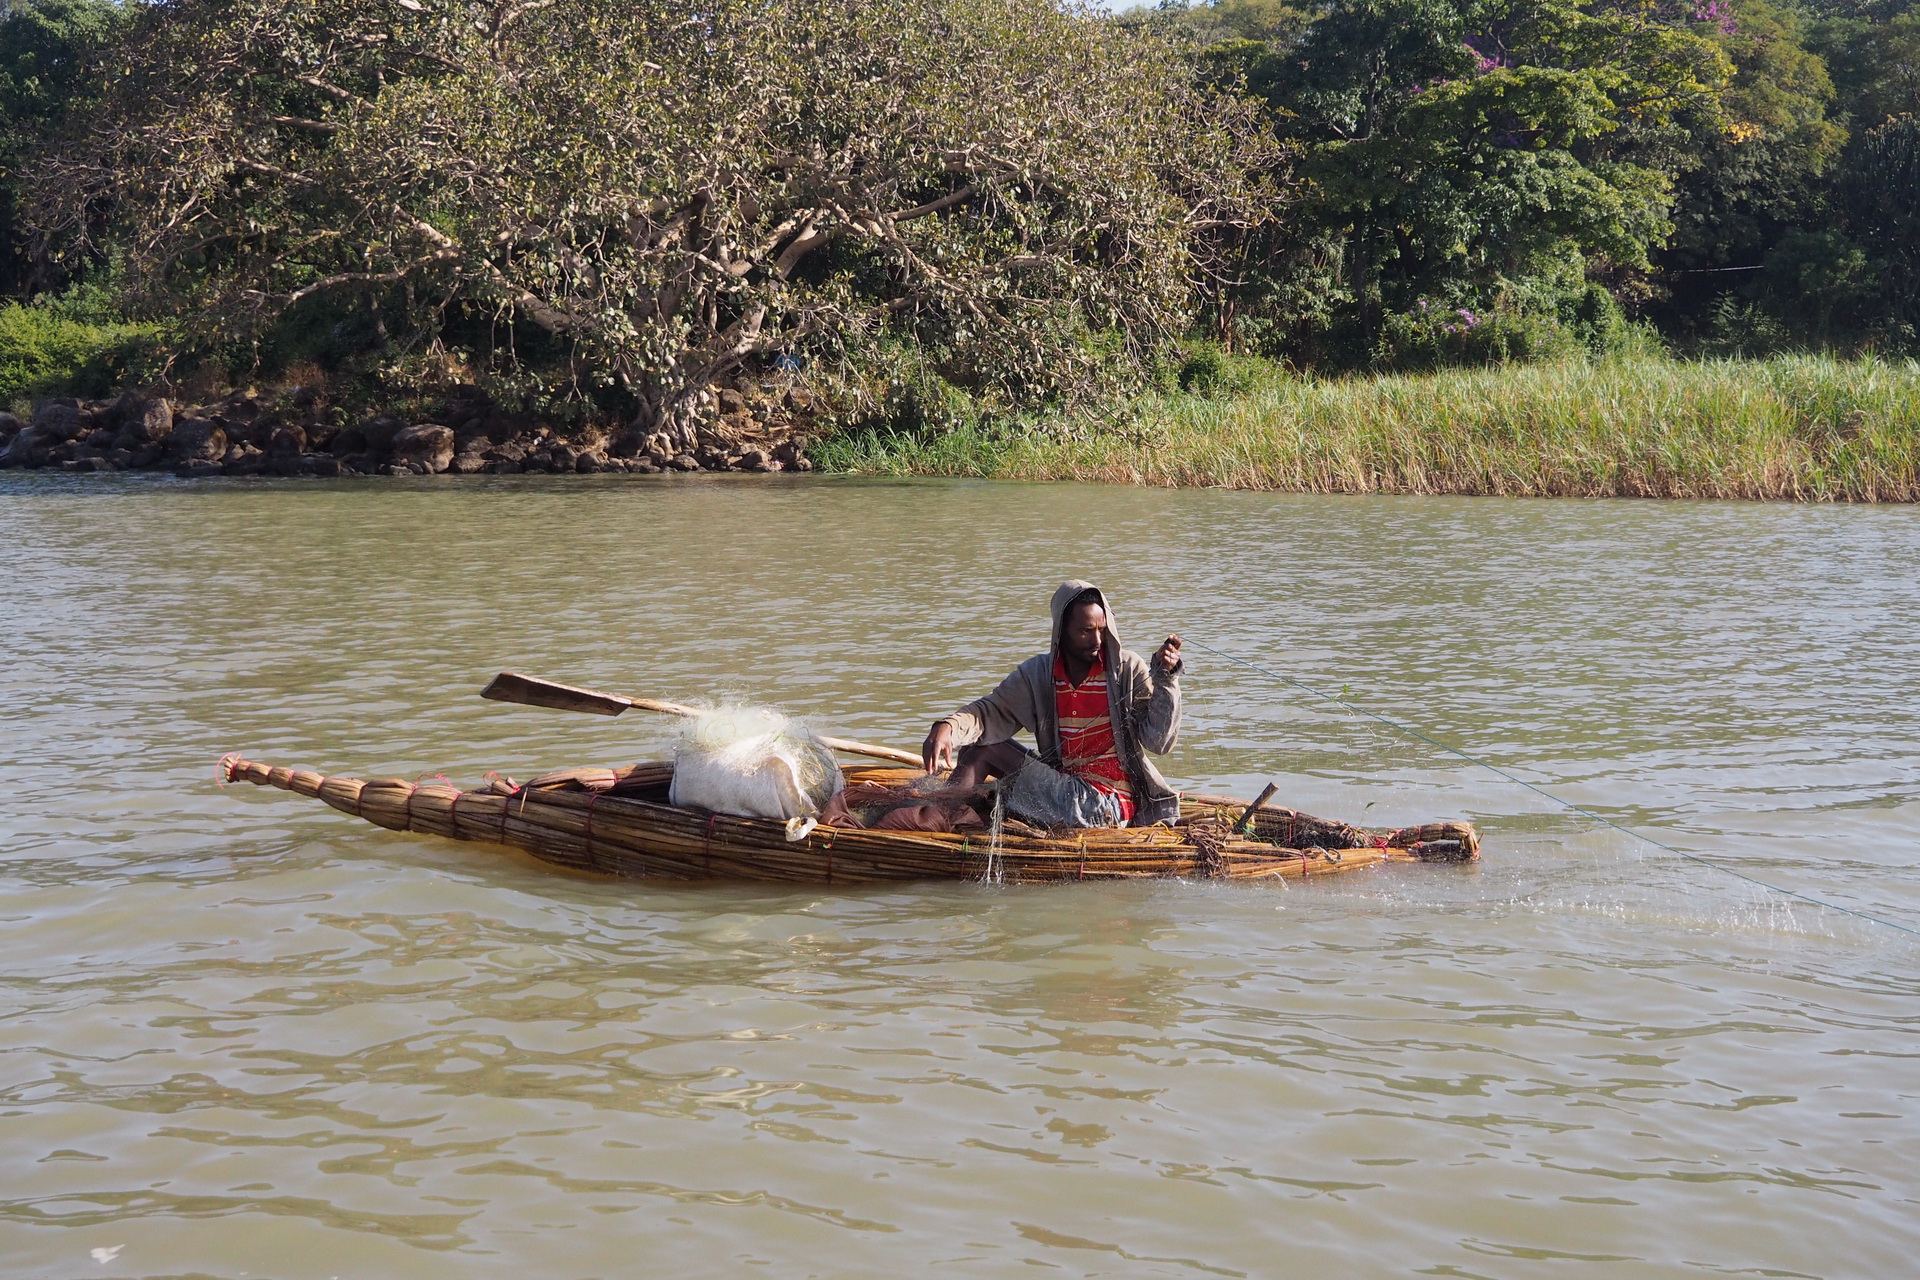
[936,580,1183,825]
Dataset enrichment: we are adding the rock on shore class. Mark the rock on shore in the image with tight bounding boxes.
[0,384,819,479]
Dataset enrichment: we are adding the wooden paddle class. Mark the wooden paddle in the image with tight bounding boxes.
[480,671,925,768]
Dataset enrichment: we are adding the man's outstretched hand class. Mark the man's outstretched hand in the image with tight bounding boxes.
[1154,634,1183,673]
[922,721,957,774]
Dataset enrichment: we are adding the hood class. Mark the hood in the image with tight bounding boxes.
[1049,579,1121,658]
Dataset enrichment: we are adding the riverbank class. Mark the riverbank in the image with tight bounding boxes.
[5,355,1916,499]
[0,383,815,477]
[816,356,1920,501]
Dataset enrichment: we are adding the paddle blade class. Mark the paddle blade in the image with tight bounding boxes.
[481,671,631,717]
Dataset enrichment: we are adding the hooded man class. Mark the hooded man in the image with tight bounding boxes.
[920,580,1183,828]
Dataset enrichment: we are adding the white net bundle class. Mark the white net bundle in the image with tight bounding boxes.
[667,705,843,823]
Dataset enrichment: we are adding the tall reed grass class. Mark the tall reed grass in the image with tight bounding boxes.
[814,356,1920,501]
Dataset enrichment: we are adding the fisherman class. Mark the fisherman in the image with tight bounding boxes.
[919,580,1184,828]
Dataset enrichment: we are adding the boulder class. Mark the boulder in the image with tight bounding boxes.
[107,448,135,469]
[176,458,224,478]
[7,425,55,464]
[608,428,645,458]
[667,454,701,472]
[32,401,85,442]
[100,390,141,432]
[0,411,21,445]
[171,418,228,462]
[63,456,112,472]
[484,439,527,463]
[224,444,269,476]
[129,398,173,445]
[718,388,746,414]
[299,454,342,477]
[485,457,522,474]
[360,414,406,459]
[303,420,337,451]
[225,415,273,450]
[449,448,488,475]
[736,448,771,472]
[268,423,308,456]
[391,423,454,473]
[630,457,660,474]
[789,457,814,472]
[330,424,367,457]
[575,450,607,473]
[548,444,579,472]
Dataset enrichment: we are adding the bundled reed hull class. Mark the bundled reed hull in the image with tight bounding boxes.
[219,757,1479,884]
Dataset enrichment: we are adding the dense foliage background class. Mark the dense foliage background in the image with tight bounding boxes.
[0,0,1914,430]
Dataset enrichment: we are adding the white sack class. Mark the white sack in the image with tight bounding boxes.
[668,706,842,822]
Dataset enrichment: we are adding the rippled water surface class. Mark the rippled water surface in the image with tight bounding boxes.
[4,474,1918,1279]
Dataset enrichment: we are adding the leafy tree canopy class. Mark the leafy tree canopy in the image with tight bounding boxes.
[40,0,1276,438]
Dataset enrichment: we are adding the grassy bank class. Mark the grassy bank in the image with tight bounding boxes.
[813,356,1920,501]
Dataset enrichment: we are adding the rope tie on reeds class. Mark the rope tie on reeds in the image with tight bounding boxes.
[448,788,461,838]
[403,782,419,830]
[584,791,600,859]
[216,752,242,788]
[1190,638,1920,940]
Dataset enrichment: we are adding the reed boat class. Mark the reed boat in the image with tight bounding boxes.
[220,755,1479,884]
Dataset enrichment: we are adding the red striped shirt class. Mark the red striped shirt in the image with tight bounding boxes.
[1053,652,1134,822]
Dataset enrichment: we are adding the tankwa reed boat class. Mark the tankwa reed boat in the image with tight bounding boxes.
[219,755,1479,884]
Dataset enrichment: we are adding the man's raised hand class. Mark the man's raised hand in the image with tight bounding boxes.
[1154,634,1183,673]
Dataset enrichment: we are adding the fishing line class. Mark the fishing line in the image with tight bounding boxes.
[1189,639,1920,939]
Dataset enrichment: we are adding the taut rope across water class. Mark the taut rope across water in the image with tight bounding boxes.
[1190,640,1920,939]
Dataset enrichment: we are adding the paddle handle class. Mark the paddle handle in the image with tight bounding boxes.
[481,671,924,767]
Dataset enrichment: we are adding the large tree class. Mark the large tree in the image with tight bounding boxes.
[39,0,1273,441]
[0,0,129,295]
[1182,0,1732,355]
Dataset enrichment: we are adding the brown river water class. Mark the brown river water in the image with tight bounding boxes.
[3,474,1918,1279]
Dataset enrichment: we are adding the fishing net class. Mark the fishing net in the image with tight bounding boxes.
[667,705,843,820]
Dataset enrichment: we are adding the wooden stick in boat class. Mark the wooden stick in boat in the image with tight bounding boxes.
[1232,782,1280,834]
[481,671,925,767]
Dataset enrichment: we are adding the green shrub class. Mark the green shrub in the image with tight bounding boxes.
[1374,300,1581,370]
[0,301,159,408]
[1175,341,1261,395]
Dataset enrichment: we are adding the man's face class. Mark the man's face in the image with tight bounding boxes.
[1063,601,1106,664]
